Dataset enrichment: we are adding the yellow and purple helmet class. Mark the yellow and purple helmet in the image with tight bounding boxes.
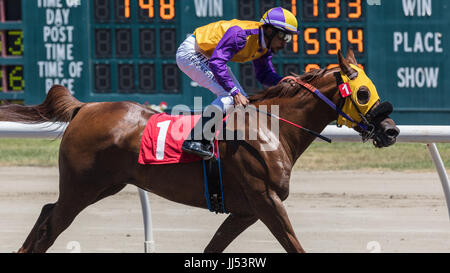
[260,7,299,34]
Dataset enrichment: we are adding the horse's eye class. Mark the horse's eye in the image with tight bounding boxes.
[357,86,370,105]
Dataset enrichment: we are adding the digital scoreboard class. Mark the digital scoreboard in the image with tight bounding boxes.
[0,0,448,124]
[238,0,367,93]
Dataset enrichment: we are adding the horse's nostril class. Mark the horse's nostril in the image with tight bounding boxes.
[385,128,399,138]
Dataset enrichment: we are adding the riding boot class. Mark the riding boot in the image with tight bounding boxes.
[182,113,217,160]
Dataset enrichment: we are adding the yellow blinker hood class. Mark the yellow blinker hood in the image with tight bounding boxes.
[337,64,380,128]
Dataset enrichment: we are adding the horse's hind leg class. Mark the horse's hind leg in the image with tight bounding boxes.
[18,203,56,253]
[204,213,258,253]
[18,178,126,253]
[18,196,85,253]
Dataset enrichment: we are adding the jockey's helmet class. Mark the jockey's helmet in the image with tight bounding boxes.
[260,7,299,34]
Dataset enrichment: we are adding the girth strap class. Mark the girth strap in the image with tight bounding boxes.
[202,154,226,214]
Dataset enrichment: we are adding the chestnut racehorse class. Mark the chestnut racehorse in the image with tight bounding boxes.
[1,49,399,253]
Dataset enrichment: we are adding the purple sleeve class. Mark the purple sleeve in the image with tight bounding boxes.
[253,52,283,87]
[209,26,247,93]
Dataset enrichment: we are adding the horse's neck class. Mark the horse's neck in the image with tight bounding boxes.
[276,72,340,165]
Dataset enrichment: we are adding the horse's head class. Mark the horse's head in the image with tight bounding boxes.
[336,48,399,148]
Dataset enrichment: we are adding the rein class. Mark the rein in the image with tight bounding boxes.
[247,105,332,143]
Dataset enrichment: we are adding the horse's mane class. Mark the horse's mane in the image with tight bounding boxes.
[249,68,328,103]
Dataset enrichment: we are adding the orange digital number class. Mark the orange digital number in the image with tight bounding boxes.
[305,64,320,72]
[313,0,319,17]
[327,64,339,70]
[290,0,298,53]
[304,28,319,55]
[348,0,361,19]
[303,0,319,18]
[326,0,340,19]
[348,29,363,53]
[325,28,341,55]
[124,0,130,18]
[292,35,299,53]
[290,0,297,16]
[160,0,175,20]
[140,0,155,18]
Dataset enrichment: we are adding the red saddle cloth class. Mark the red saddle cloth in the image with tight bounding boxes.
[138,113,218,165]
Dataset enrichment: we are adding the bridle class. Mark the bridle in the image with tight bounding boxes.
[247,73,381,144]
[332,72,377,142]
[279,74,377,142]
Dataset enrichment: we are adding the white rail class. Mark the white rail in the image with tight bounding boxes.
[321,125,450,143]
[323,126,450,220]
[0,122,67,138]
[1,122,449,253]
[1,122,449,143]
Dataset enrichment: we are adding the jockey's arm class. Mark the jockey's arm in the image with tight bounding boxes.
[209,26,247,96]
[252,52,283,87]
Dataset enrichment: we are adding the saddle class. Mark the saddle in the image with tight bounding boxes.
[138,113,226,214]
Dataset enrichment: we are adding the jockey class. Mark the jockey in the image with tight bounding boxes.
[176,7,299,159]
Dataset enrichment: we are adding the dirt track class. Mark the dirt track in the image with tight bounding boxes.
[1,167,449,253]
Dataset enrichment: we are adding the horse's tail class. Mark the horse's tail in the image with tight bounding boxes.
[0,85,84,124]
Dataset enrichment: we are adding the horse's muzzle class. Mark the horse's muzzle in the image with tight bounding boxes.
[367,101,400,148]
[372,118,400,148]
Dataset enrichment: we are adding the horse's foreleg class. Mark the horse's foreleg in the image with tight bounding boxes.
[250,189,305,253]
[204,213,258,253]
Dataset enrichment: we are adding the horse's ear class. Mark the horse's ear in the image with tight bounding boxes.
[346,47,358,66]
[338,50,358,79]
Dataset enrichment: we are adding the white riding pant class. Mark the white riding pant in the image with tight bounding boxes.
[176,35,247,113]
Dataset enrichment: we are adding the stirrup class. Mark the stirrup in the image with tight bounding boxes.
[182,140,214,160]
